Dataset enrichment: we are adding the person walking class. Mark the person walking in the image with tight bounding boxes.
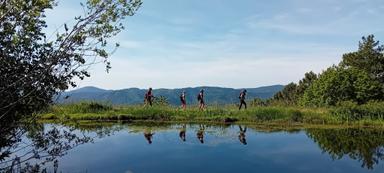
[197,89,205,110]
[144,87,154,106]
[180,90,187,110]
[239,89,247,110]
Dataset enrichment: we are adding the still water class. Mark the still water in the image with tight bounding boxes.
[1,122,384,173]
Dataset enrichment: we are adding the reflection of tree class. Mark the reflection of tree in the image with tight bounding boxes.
[307,128,384,169]
[0,122,92,172]
[62,121,124,138]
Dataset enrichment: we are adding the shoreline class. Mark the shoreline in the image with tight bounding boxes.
[39,119,384,130]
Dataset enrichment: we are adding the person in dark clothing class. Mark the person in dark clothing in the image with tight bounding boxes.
[239,89,247,110]
[238,125,247,145]
[197,89,205,110]
[180,91,187,110]
[144,87,154,106]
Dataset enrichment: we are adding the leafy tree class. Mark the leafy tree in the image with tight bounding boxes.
[297,71,318,95]
[272,82,298,105]
[341,35,384,83]
[0,0,142,123]
[300,66,383,106]
[271,71,317,105]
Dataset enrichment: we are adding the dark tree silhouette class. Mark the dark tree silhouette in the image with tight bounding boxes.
[0,0,142,124]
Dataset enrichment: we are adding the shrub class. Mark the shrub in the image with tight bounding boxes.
[290,110,303,122]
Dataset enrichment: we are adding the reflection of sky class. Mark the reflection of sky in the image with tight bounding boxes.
[50,124,383,173]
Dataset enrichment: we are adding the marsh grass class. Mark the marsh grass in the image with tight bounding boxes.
[38,101,384,126]
[39,102,332,123]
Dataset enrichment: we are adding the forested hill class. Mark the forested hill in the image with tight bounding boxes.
[56,85,284,105]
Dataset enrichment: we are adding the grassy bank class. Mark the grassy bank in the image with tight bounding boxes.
[38,102,384,126]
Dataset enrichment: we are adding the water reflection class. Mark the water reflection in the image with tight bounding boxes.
[1,122,384,172]
[179,124,186,142]
[307,128,384,170]
[238,125,247,145]
[0,122,92,172]
[196,125,205,144]
[144,130,155,144]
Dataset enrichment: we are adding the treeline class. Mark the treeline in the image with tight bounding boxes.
[267,35,384,107]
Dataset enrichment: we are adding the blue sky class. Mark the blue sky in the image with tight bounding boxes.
[46,0,384,89]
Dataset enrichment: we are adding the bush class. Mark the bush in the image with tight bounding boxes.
[300,67,383,107]
[290,110,303,122]
[251,98,267,107]
[65,102,113,114]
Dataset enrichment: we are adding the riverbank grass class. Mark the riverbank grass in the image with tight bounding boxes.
[38,102,384,126]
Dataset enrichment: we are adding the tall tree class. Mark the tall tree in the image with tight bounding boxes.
[272,82,298,105]
[271,72,317,106]
[297,71,318,95]
[341,35,384,83]
[0,0,142,123]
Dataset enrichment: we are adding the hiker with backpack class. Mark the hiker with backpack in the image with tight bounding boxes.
[180,90,187,110]
[239,89,247,110]
[197,89,205,110]
[144,87,154,106]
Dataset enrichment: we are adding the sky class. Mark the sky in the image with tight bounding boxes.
[45,0,384,90]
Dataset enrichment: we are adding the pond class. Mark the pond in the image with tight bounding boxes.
[1,122,384,173]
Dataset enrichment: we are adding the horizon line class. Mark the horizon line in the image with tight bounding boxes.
[68,84,285,91]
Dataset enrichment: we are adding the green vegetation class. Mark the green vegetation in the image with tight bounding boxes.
[39,101,384,126]
[300,66,382,106]
[265,35,384,114]
[0,0,142,124]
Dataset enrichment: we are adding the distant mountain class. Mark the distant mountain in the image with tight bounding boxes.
[68,86,109,93]
[57,85,284,105]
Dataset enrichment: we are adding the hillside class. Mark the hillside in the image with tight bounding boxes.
[57,85,284,105]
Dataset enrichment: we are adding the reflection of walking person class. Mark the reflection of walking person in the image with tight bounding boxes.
[197,89,205,110]
[239,89,247,110]
[238,125,247,145]
[180,91,187,110]
[197,125,205,143]
[179,124,186,142]
[144,131,155,144]
[144,87,154,106]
